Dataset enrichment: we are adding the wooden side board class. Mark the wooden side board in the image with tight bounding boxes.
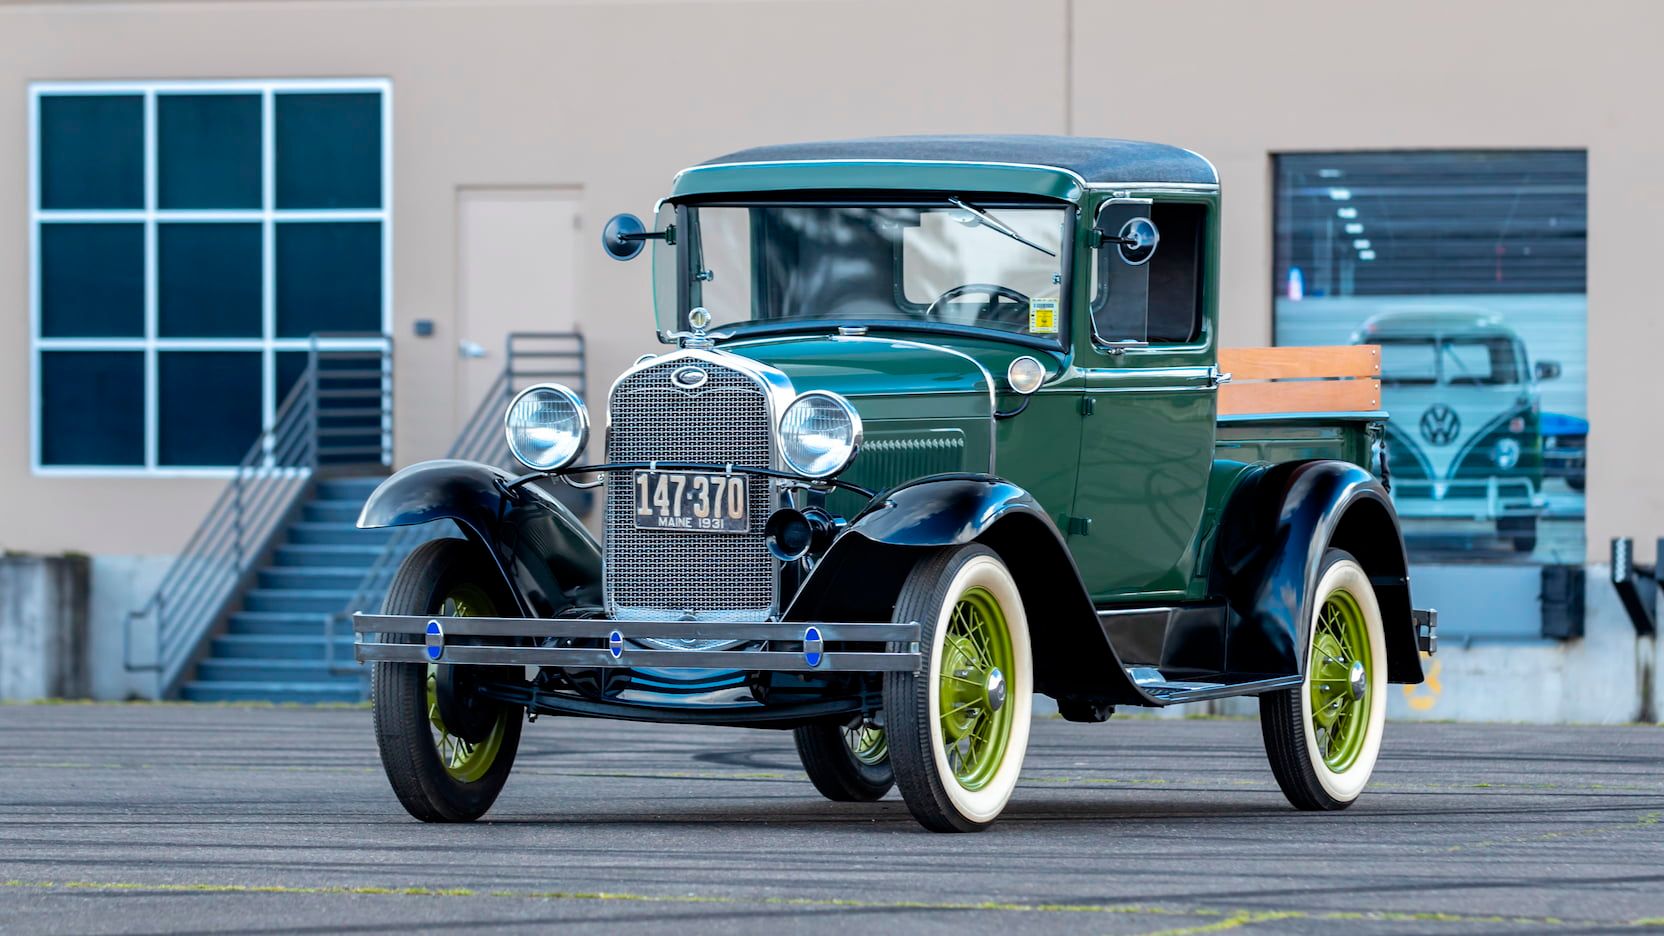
[1217,345,1382,416]
[1219,345,1380,380]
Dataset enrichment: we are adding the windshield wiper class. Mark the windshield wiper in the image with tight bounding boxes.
[947,197,1057,258]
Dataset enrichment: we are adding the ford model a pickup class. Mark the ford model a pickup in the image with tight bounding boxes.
[354,136,1436,832]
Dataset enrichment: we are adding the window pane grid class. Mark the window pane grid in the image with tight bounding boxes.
[30,78,390,474]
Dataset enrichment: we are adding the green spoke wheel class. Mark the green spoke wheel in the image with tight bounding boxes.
[936,587,1015,792]
[844,723,889,767]
[371,539,524,822]
[423,585,511,784]
[1259,548,1388,811]
[794,716,894,802]
[885,545,1033,833]
[1307,589,1373,773]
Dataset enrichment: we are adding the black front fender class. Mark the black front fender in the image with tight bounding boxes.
[1213,460,1422,684]
[787,474,1147,704]
[358,459,603,617]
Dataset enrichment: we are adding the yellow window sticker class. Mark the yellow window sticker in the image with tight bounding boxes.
[1028,297,1060,334]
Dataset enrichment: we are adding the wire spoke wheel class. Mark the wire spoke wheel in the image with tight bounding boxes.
[1259,549,1388,811]
[423,585,509,783]
[885,546,1033,832]
[937,586,1015,791]
[842,722,889,766]
[371,538,524,822]
[1307,589,1373,773]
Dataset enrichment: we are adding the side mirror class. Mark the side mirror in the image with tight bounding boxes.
[601,213,647,261]
[1090,200,1156,347]
[1535,360,1562,381]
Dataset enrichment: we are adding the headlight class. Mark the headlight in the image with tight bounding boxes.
[778,391,862,478]
[504,384,589,471]
[1492,437,1521,470]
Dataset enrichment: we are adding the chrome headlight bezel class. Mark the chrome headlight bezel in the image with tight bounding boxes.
[778,390,863,479]
[504,383,590,471]
[1492,437,1522,470]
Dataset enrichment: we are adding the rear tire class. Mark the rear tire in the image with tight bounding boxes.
[884,545,1032,832]
[371,538,524,822]
[793,720,894,802]
[1259,549,1387,811]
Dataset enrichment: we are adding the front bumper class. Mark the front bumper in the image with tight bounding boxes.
[1392,476,1544,520]
[353,613,922,673]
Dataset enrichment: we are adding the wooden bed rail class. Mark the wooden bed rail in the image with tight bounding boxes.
[1217,345,1381,416]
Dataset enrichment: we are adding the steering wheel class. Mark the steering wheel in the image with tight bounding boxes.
[923,283,1031,321]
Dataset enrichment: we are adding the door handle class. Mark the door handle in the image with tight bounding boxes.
[459,340,488,359]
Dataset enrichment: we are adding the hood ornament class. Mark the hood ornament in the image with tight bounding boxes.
[680,306,715,349]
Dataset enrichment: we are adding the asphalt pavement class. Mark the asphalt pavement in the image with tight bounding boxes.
[2,703,1662,935]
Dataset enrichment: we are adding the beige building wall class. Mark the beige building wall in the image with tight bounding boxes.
[0,0,1656,564]
[1070,0,1663,563]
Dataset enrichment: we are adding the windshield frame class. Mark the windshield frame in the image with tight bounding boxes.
[1377,336,1526,387]
[656,195,1077,351]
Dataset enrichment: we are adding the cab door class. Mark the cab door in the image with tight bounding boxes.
[1069,198,1217,601]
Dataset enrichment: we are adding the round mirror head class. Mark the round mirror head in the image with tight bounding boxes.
[1118,217,1159,266]
[601,213,646,261]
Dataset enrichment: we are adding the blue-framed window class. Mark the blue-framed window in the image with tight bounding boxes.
[30,79,391,473]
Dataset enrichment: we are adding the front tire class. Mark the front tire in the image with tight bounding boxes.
[793,719,894,802]
[371,538,524,822]
[884,545,1033,832]
[1259,549,1388,810]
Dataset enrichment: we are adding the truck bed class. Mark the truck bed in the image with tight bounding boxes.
[1213,346,1385,467]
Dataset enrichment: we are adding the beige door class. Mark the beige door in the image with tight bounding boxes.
[455,187,580,426]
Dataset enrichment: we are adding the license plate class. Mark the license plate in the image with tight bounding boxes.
[632,470,749,533]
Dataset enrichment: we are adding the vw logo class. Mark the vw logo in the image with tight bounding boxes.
[1419,404,1461,446]
[670,366,708,390]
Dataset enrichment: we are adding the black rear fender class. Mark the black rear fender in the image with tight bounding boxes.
[787,474,1145,703]
[1212,460,1423,684]
[358,459,603,617]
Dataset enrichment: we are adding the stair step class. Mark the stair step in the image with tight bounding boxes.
[258,566,368,590]
[244,589,356,613]
[315,477,384,501]
[273,544,385,568]
[197,657,364,684]
[303,500,369,523]
[226,612,343,636]
[181,680,367,704]
[288,523,395,546]
[212,634,357,660]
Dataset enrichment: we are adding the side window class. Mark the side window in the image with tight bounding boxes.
[1091,201,1206,345]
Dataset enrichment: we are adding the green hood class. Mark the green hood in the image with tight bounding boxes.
[722,332,1012,499]
[724,332,1004,419]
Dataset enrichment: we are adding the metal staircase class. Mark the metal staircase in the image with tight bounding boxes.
[126,332,587,703]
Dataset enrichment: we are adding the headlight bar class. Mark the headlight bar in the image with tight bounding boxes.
[503,461,876,499]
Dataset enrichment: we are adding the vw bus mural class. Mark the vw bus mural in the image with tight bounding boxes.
[1353,308,1560,553]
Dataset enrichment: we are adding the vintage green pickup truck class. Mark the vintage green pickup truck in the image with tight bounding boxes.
[354,136,1436,832]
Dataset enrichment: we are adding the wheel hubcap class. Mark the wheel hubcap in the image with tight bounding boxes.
[985,668,1007,712]
[1308,588,1374,773]
[938,585,1015,791]
[426,586,509,783]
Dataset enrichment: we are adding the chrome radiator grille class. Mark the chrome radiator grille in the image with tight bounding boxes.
[604,357,776,621]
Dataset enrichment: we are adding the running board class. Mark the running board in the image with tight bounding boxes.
[1125,666,1304,704]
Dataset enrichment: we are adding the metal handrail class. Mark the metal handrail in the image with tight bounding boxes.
[326,332,587,675]
[125,334,391,697]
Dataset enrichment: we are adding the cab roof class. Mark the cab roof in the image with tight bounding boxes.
[695,135,1219,186]
[1356,308,1520,341]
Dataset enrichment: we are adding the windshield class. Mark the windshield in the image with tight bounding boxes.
[1379,337,1523,386]
[652,201,1069,344]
